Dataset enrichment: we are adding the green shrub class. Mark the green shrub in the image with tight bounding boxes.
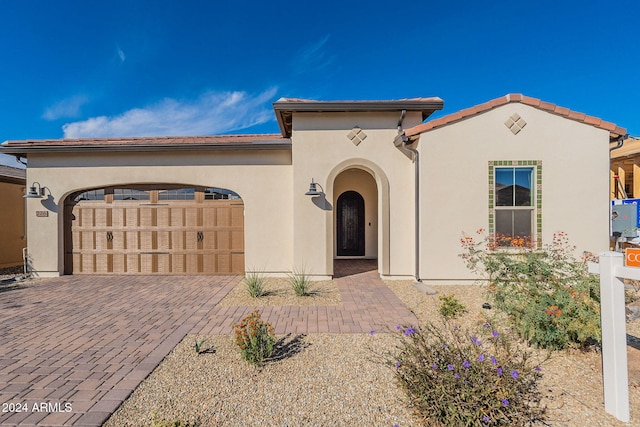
[390,320,545,426]
[460,230,601,350]
[233,310,276,366]
[288,265,311,296]
[193,338,208,354]
[244,271,267,298]
[438,294,467,319]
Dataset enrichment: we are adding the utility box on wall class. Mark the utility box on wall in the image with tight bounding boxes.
[611,203,638,238]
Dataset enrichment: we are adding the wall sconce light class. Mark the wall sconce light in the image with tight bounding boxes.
[24,182,45,199]
[305,178,325,196]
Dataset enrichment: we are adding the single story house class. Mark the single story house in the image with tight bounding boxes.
[0,164,26,269]
[0,94,626,282]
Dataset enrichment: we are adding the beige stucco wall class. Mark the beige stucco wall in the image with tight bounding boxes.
[417,103,611,283]
[291,111,423,278]
[0,180,25,268]
[24,149,293,277]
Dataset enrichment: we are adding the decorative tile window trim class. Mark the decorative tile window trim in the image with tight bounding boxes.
[488,160,542,248]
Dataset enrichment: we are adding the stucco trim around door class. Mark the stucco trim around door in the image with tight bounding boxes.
[325,159,390,276]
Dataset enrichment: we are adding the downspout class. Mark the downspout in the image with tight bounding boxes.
[12,155,27,166]
[609,133,629,153]
[397,110,421,283]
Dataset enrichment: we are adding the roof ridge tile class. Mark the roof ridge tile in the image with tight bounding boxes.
[405,94,626,139]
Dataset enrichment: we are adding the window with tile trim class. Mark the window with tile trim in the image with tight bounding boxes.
[488,161,542,247]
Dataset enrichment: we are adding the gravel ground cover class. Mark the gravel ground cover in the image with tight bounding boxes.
[105,280,640,427]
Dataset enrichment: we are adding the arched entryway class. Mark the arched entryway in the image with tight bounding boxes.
[336,191,365,256]
[63,184,244,274]
[333,167,378,262]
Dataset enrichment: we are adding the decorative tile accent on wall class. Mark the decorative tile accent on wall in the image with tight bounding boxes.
[488,160,542,248]
[346,126,367,146]
[504,113,527,135]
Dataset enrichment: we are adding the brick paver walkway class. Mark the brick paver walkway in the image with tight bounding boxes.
[0,261,417,426]
[194,260,417,335]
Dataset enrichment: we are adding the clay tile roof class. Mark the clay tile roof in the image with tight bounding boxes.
[0,165,26,183]
[0,134,291,153]
[405,94,627,141]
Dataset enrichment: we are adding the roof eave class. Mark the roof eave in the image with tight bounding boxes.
[272,98,445,138]
[0,141,292,155]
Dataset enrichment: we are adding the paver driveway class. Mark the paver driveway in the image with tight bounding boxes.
[0,263,416,426]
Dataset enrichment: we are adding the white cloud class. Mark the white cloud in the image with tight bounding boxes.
[43,95,89,121]
[116,45,126,63]
[61,88,278,138]
[293,35,334,75]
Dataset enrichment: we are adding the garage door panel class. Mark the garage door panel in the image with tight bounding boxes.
[231,230,244,251]
[113,254,126,273]
[112,231,125,251]
[157,231,171,251]
[112,207,125,227]
[202,231,216,250]
[231,206,243,227]
[126,253,140,273]
[232,252,244,273]
[157,207,170,227]
[81,253,95,273]
[66,188,244,274]
[140,231,155,251]
[185,208,199,227]
[216,253,230,273]
[216,231,230,250]
[172,231,185,250]
[171,208,184,227]
[95,253,110,273]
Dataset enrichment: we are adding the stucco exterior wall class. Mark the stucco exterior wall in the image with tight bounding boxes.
[417,103,610,283]
[0,181,25,268]
[24,149,293,276]
[291,111,422,278]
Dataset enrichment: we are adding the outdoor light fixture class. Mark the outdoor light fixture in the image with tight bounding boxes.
[305,178,324,196]
[24,182,45,199]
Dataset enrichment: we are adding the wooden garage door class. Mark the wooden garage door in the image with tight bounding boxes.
[64,186,244,274]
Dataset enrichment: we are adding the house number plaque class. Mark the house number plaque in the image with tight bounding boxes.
[36,211,49,217]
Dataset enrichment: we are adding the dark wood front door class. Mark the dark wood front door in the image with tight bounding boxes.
[336,191,365,256]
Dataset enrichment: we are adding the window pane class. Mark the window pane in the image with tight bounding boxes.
[513,210,532,237]
[495,209,532,244]
[158,188,195,200]
[113,188,150,200]
[495,167,533,207]
[204,187,240,200]
[495,168,514,206]
[495,210,513,237]
[74,189,105,201]
[514,168,532,206]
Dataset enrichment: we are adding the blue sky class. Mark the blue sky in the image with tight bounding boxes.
[1,0,639,167]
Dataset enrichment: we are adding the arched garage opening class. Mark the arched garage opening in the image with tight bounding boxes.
[63,184,244,275]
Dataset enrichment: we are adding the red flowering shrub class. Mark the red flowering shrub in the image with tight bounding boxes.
[233,310,276,366]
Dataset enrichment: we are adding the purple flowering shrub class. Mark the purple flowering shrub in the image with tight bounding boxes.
[391,321,546,426]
